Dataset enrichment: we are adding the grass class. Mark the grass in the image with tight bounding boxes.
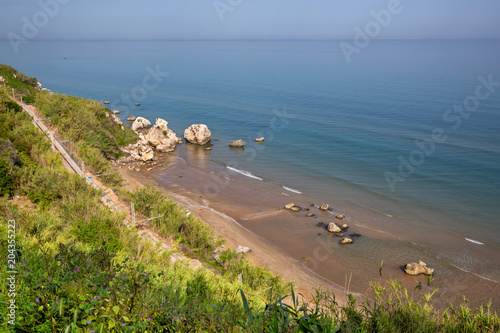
[0,65,499,332]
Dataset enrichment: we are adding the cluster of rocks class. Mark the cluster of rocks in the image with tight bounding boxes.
[120,117,179,162]
[284,202,353,245]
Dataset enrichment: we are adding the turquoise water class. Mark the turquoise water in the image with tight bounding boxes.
[2,39,500,283]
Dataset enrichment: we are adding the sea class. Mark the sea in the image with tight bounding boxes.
[2,39,499,307]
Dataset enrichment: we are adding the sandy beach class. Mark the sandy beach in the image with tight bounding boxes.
[115,148,500,311]
[116,158,354,306]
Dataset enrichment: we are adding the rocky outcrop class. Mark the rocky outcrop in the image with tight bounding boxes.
[132,117,152,132]
[0,140,19,165]
[110,113,122,125]
[145,118,178,153]
[124,117,178,160]
[320,204,329,211]
[328,222,341,233]
[229,139,245,148]
[126,139,154,162]
[184,124,212,145]
[404,261,434,276]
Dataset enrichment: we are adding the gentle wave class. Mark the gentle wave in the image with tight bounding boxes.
[282,186,302,194]
[227,166,263,181]
[465,238,484,245]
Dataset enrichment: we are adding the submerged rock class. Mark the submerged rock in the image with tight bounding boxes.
[404,261,434,276]
[229,139,245,148]
[184,124,212,145]
[340,238,353,245]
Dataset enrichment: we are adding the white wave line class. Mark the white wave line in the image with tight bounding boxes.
[227,166,263,180]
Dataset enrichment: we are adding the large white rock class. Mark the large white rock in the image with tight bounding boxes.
[145,118,178,152]
[184,124,212,145]
[155,118,170,132]
[131,117,152,132]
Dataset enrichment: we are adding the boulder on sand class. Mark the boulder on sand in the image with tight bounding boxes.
[404,261,434,276]
[328,222,341,233]
[184,124,212,145]
[320,204,329,211]
[285,203,295,210]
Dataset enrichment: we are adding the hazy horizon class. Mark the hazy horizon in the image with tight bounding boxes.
[2,1,500,42]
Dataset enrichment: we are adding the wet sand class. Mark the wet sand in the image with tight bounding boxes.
[117,148,500,311]
[117,161,353,305]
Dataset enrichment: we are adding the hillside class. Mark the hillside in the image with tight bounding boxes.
[0,65,499,332]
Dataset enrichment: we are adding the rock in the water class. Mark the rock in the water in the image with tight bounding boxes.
[155,118,170,132]
[340,238,353,245]
[177,138,183,144]
[328,222,341,233]
[127,115,136,122]
[306,213,315,217]
[404,261,434,276]
[229,139,245,148]
[290,206,301,212]
[285,203,295,210]
[336,214,345,220]
[320,204,329,211]
[340,224,349,230]
[112,110,120,115]
[104,101,109,104]
[235,245,252,254]
[184,124,212,145]
[132,117,152,132]
[204,147,212,151]
[255,137,265,142]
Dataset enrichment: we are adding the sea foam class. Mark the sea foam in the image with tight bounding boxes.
[282,186,302,194]
[227,166,263,181]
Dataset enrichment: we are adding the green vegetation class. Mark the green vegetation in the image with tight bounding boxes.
[1,66,499,332]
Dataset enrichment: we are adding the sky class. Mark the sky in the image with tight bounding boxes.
[1,0,500,40]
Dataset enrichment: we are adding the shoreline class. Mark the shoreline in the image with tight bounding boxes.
[115,148,500,311]
[116,160,353,305]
